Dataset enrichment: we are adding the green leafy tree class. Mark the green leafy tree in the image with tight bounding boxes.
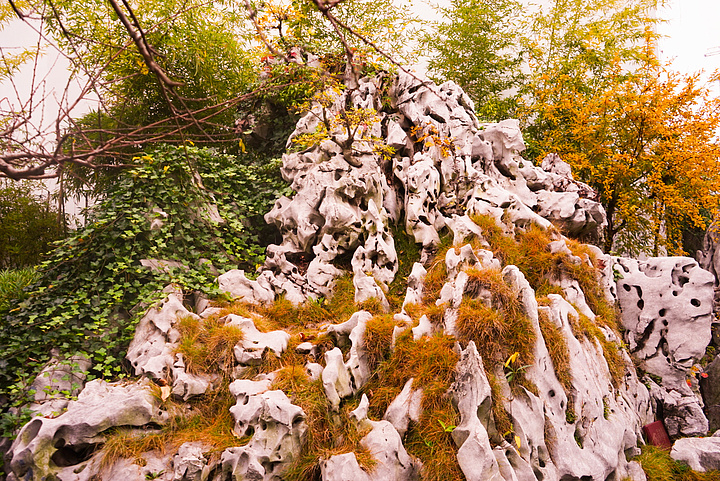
[250,0,417,68]
[520,0,661,159]
[423,0,525,121]
[0,181,64,269]
[48,0,259,178]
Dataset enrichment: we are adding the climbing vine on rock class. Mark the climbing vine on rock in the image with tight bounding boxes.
[0,145,289,432]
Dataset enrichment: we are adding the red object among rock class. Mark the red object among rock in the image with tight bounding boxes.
[643,421,672,450]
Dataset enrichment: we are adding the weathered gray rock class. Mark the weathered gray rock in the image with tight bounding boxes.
[360,420,421,480]
[225,378,307,480]
[7,379,168,481]
[324,393,421,481]
[615,256,714,436]
[383,378,422,438]
[322,347,353,411]
[27,353,92,417]
[671,436,720,472]
[218,269,275,305]
[526,293,653,481]
[127,288,196,381]
[402,262,427,310]
[320,452,370,481]
[172,442,208,481]
[346,311,372,392]
[411,314,432,340]
[225,314,290,366]
[171,353,215,401]
[450,341,500,481]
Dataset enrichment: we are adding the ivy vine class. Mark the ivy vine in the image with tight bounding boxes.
[0,145,289,435]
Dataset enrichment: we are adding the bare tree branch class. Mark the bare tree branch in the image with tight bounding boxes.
[106,0,184,89]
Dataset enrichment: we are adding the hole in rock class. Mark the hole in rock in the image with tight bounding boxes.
[534,469,545,481]
[634,286,643,298]
[245,426,255,437]
[678,276,690,287]
[637,299,644,310]
[672,291,679,296]
[286,252,314,276]
[22,419,42,443]
[549,390,556,398]
[691,299,701,307]
[663,320,668,326]
[634,319,655,352]
[428,112,446,124]
[264,460,282,475]
[623,284,631,292]
[659,309,666,317]
[51,442,101,467]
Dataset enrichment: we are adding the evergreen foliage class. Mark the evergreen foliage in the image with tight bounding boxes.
[424,0,525,121]
[0,181,64,269]
[0,145,289,432]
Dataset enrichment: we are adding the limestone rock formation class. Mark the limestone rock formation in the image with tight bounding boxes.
[8,380,168,481]
[671,432,720,472]
[217,70,607,309]
[126,287,215,401]
[223,379,307,480]
[7,70,720,481]
[615,257,714,436]
[26,353,92,418]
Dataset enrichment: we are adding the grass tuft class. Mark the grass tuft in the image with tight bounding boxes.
[271,365,375,480]
[538,310,572,394]
[363,332,464,480]
[176,315,244,374]
[455,267,536,394]
[569,313,625,388]
[0,267,39,315]
[636,445,720,481]
[101,383,246,468]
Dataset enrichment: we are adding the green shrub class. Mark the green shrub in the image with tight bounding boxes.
[0,181,64,269]
[0,268,39,317]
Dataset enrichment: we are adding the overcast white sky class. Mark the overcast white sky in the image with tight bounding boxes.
[658,0,720,77]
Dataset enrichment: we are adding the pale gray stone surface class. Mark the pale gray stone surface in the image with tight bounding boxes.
[615,256,714,436]
[7,380,169,481]
[671,436,720,472]
[127,288,195,380]
[383,378,422,438]
[217,269,275,305]
[172,442,208,481]
[225,379,307,481]
[225,314,290,366]
[450,342,501,481]
[320,452,370,481]
[322,347,353,411]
